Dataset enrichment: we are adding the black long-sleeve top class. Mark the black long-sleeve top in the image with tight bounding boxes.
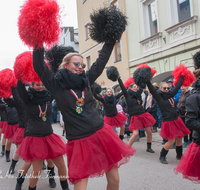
[146,76,184,122]
[33,42,115,140]
[0,99,7,121]
[185,89,200,145]
[118,77,144,116]
[17,81,53,137]
[93,92,123,117]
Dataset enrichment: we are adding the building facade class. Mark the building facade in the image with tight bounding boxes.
[125,0,200,83]
[76,0,129,93]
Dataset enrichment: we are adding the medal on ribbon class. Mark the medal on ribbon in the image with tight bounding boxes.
[70,90,85,114]
[38,103,48,121]
[168,98,175,107]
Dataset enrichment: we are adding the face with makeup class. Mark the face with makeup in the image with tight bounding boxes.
[129,83,139,92]
[31,82,45,91]
[106,88,113,97]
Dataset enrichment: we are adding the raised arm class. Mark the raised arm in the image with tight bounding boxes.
[118,77,128,99]
[146,81,160,102]
[185,94,200,131]
[115,91,124,100]
[171,76,185,97]
[33,48,57,94]
[93,92,104,103]
[86,42,115,85]
[17,80,30,104]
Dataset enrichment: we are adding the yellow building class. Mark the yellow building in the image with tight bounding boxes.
[76,0,129,93]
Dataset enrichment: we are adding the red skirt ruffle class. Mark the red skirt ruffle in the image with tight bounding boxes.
[0,121,6,129]
[12,128,25,145]
[16,133,66,162]
[104,113,127,127]
[1,122,8,133]
[129,112,156,131]
[174,142,200,184]
[160,117,190,139]
[66,124,136,184]
[3,124,18,139]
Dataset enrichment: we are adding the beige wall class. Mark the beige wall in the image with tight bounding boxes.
[76,0,129,92]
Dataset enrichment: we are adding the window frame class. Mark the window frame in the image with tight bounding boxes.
[110,0,119,8]
[86,55,91,70]
[84,23,90,41]
[113,41,122,63]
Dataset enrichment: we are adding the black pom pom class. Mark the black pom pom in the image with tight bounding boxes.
[45,45,77,75]
[106,66,119,81]
[91,82,102,94]
[89,7,128,44]
[193,51,200,70]
[133,67,152,89]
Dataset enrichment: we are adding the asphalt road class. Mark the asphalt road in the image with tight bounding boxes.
[0,123,198,190]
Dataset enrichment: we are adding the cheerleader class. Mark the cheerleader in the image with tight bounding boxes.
[93,88,126,140]
[118,77,156,153]
[174,52,200,183]
[16,81,69,190]
[135,66,191,164]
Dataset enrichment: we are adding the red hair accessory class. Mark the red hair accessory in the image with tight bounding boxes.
[172,64,195,86]
[18,0,61,48]
[136,63,157,77]
[0,69,17,98]
[124,77,134,89]
[14,51,41,83]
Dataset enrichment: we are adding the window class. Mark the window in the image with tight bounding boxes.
[114,41,122,62]
[110,0,118,8]
[97,50,101,56]
[84,24,90,40]
[177,0,191,22]
[82,0,87,4]
[148,1,158,36]
[113,85,121,94]
[86,56,91,70]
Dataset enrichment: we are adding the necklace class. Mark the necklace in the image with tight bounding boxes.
[70,89,85,114]
[38,103,48,121]
[168,98,175,107]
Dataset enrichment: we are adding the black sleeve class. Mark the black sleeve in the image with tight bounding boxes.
[171,76,185,97]
[33,48,57,94]
[86,42,115,85]
[185,94,200,131]
[4,98,15,107]
[115,91,124,100]
[0,104,6,112]
[146,81,160,102]
[93,92,104,103]
[118,77,128,100]
[17,80,30,104]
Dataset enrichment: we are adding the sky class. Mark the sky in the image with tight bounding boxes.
[0,0,78,70]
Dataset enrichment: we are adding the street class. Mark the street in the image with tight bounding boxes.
[0,123,198,190]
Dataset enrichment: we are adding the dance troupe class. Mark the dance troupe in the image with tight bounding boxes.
[0,0,199,190]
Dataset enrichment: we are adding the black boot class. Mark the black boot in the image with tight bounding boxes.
[9,159,18,174]
[176,145,183,160]
[1,145,5,156]
[139,130,146,138]
[6,150,10,162]
[42,161,46,170]
[48,166,56,188]
[60,179,69,190]
[15,173,25,190]
[29,186,36,190]
[119,135,124,140]
[146,142,155,153]
[62,130,65,136]
[159,148,169,164]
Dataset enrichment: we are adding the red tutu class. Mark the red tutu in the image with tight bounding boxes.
[174,142,200,184]
[3,124,18,139]
[129,112,156,131]
[12,128,25,145]
[160,116,190,139]
[16,133,66,162]
[104,112,127,127]
[66,124,136,184]
[0,121,7,130]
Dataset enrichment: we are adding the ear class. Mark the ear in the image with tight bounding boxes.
[64,63,67,69]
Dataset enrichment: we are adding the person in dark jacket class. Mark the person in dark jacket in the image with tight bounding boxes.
[174,55,200,183]
[93,88,126,140]
[177,86,192,147]
[144,89,158,133]
[15,81,69,190]
[145,77,191,164]
[118,77,156,153]
[33,43,135,189]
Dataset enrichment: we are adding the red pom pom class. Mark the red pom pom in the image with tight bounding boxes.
[124,77,134,89]
[172,64,195,86]
[14,51,41,83]
[136,63,157,77]
[0,69,17,98]
[18,0,61,48]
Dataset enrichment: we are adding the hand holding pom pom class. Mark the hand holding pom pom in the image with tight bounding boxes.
[18,0,61,48]
[89,7,127,44]
[14,51,41,83]
[172,64,195,86]
[91,82,102,95]
[106,66,119,82]
[0,69,17,98]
